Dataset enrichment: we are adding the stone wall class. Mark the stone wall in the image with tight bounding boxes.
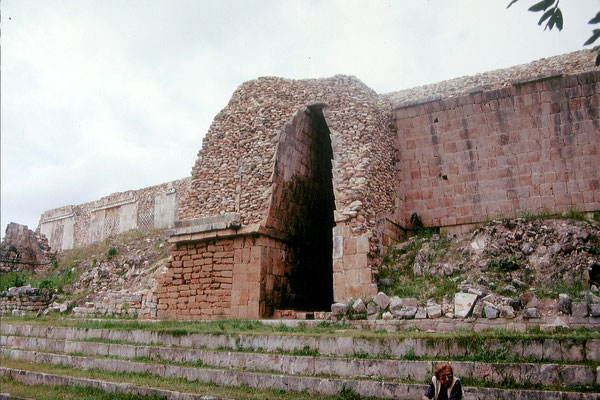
[156,238,234,320]
[38,178,190,251]
[179,75,396,247]
[0,223,54,273]
[30,50,600,319]
[393,69,600,229]
[0,286,54,315]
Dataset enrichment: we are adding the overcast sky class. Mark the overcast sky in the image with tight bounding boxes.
[1,0,598,238]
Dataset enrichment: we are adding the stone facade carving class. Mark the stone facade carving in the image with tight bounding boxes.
[37,178,190,251]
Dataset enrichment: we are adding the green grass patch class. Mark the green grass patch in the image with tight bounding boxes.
[1,359,382,400]
[0,270,31,291]
[4,316,600,342]
[1,376,166,400]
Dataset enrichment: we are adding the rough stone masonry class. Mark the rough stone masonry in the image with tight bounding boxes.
[34,50,600,319]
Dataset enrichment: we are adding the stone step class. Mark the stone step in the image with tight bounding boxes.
[2,334,598,388]
[3,324,599,362]
[0,367,229,400]
[3,349,599,400]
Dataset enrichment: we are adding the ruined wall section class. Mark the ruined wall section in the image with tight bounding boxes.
[0,223,54,273]
[38,178,190,251]
[394,70,600,229]
[384,50,598,106]
[180,76,396,234]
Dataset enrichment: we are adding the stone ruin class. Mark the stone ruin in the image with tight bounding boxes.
[24,50,600,319]
[0,223,54,273]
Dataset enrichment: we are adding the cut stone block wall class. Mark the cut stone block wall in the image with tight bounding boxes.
[38,178,190,251]
[394,70,600,229]
[264,105,336,308]
[161,217,292,319]
[27,50,600,319]
[156,238,234,320]
[0,288,53,315]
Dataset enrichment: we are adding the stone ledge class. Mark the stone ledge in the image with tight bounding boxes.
[0,368,218,400]
[3,335,597,387]
[3,324,599,363]
[167,216,288,244]
[3,353,599,399]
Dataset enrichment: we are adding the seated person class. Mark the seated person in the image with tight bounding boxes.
[422,362,463,400]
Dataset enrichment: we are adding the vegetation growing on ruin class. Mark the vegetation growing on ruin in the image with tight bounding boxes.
[1,229,169,300]
[377,229,460,303]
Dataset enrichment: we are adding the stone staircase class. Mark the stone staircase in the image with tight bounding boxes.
[1,321,599,399]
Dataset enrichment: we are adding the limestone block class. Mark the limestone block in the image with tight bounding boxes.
[585,339,600,362]
[373,292,391,310]
[352,298,367,313]
[523,307,540,319]
[454,293,478,318]
[367,302,380,316]
[560,365,595,386]
[543,339,563,362]
[538,363,560,387]
[389,296,402,311]
[560,340,584,362]
[557,293,572,315]
[572,302,588,317]
[484,305,499,319]
[331,302,348,317]
[500,305,515,319]
[426,304,442,319]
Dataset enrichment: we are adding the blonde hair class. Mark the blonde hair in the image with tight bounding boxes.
[434,362,453,379]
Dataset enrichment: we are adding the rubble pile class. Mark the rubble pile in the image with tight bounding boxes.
[333,217,600,323]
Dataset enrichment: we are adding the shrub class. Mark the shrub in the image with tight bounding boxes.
[0,271,30,291]
[107,247,117,259]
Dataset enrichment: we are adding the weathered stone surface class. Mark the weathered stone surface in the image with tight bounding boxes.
[484,305,499,319]
[560,365,595,386]
[389,296,403,311]
[352,298,367,313]
[454,293,478,318]
[500,305,515,319]
[0,223,54,273]
[426,304,442,319]
[591,303,600,317]
[366,303,379,316]
[373,292,391,310]
[331,303,348,317]
[571,302,588,317]
[523,307,541,319]
[558,294,572,315]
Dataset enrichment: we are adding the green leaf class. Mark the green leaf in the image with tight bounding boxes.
[507,0,519,8]
[537,8,554,26]
[555,9,563,30]
[546,14,556,30]
[589,11,600,25]
[584,29,600,46]
[528,0,555,12]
